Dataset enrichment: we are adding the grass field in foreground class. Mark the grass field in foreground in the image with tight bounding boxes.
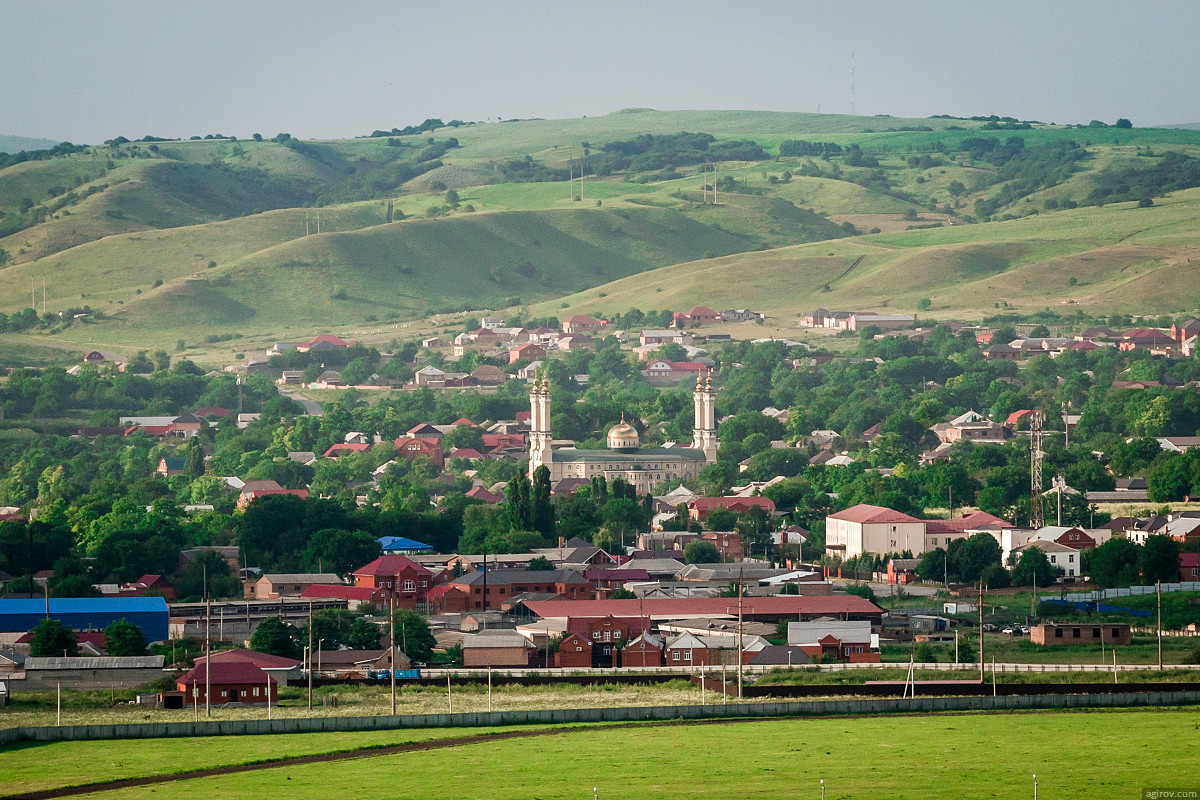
[55,708,1200,800]
[0,723,572,796]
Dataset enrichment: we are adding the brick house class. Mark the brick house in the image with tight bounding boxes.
[510,342,546,364]
[567,615,634,667]
[393,436,445,468]
[244,573,343,600]
[471,364,507,386]
[1181,552,1200,581]
[444,569,592,611]
[1172,319,1200,344]
[1032,623,1132,646]
[461,630,533,667]
[177,660,276,705]
[665,632,713,666]
[672,307,723,328]
[555,633,593,668]
[156,457,185,477]
[622,632,665,667]
[352,555,434,610]
[562,315,608,335]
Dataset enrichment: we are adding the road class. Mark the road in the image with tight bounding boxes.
[280,390,323,415]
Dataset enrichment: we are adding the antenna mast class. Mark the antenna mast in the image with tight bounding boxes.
[1030,411,1045,528]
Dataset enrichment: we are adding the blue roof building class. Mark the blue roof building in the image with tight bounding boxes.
[0,597,170,642]
[377,536,434,554]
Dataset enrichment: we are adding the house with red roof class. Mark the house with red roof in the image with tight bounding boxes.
[450,447,484,460]
[671,307,723,328]
[482,432,526,453]
[1118,328,1174,352]
[923,511,1011,552]
[562,314,609,334]
[322,442,372,459]
[510,342,546,364]
[1004,409,1039,430]
[465,486,503,504]
[236,488,309,509]
[195,648,302,681]
[825,504,926,559]
[687,496,775,521]
[296,334,355,352]
[352,555,434,610]
[300,584,388,605]
[177,660,276,705]
[393,436,445,468]
[1181,553,1200,581]
[641,360,709,382]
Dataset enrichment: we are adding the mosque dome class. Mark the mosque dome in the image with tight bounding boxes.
[607,417,640,451]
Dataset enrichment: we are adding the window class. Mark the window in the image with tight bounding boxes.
[402,580,416,592]
[1072,628,1081,638]
[593,630,601,639]
[672,650,680,661]
[1069,555,1075,563]
[420,580,428,587]
[221,690,228,697]
[1112,628,1121,638]
[684,651,692,661]
[253,687,260,697]
[1092,628,1101,638]
[1050,555,1057,563]
[604,630,611,642]
[1054,628,1063,638]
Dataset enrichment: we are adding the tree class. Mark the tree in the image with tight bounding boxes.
[104,618,148,656]
[947,180,966,197]
[704,506,737,531]
[527,555,554,571]
[505,474,532,532]
[1115,118,1132,129]
[845,583,878,603]
[249,615,298,658]
[345,617,383,650]
[531,465,554,538]
[1083,537,1141,588]
[980,563,1011,589]
[1010,548,1058,587]
[684,540,720,564]
[304,528,381,576]
[957,533,1003,584]
[391,609,436,662]
[611,588,636,599]
[29,618,78,657]
[184,440,205,479]
[916,548,948,583]
[1142,534,1181,584]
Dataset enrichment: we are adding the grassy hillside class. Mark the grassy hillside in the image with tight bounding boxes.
[536,186,1200,321]
[4,110,1200,356]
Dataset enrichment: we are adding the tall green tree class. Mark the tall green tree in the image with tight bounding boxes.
[248,615,299,658]
[1011,548,1059,587]
[104,618,148,656]
[390,610,436,662]
[1083,537,1141,588]
[1142,534,1181,584]
[29,618,78,657]
[504,473,532,532]
[531,465,554,538]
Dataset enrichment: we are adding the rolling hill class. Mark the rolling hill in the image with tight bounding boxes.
[3,109,1200,359]
[0,135,59,155]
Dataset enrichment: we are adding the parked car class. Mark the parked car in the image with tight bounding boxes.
[1001,625,1016,635]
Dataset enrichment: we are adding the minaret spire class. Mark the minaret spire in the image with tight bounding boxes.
[692,369,718,462]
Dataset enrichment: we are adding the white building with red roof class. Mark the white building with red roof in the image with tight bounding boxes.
[825,504,927,558]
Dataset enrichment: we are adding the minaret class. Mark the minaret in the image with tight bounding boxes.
[692,371,718,462]
[528,374,553,478]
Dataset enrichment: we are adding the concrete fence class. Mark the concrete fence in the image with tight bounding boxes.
[2,690,1198,746]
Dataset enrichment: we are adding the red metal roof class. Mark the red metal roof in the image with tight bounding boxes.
[198,648,301,669]
[688,496,776,513]
[925,510,1011,533]
[178,660,275,686]
[300,584,381,601]
[828,504,921,524]
[1180,553,1200,567]
[322,443,371,457]
[353,554,433,578]
[524,596,882,620]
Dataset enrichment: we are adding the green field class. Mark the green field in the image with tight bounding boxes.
[10,709,1197,800]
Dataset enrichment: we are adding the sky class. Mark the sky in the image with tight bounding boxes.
[3,1,1199,144]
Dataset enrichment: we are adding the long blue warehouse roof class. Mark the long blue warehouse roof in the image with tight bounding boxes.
[0,596,170,641]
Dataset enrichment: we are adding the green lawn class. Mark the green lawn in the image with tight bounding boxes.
[52,708,1200,800]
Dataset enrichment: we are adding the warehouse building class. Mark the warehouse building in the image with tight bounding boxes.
[0,597,170,643]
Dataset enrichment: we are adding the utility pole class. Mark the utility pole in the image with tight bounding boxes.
[205,594,211,718]
[1053,475,1066,526]
[737,565,744,700]
[390,594,396,716]
[978,581,984,683]
[307,601,313,711]
[1157,580,1163,670]
[1030,412,1045,529]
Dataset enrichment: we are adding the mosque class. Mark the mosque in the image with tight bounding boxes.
[527,373,719,493]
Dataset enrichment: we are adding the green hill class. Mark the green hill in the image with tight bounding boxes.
[535,186,1200,321]
[4,110,1200,356]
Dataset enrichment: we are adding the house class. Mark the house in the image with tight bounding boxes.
[787,620,880,662]
[83,350,106,364]
[722,309,762,323]
[237,487,309,509]
[196,648,303,682]
[156,457,186,477]
[444,569,592,611]
[1180,553,1200,581]
[461,630,533,667]
[747,645,812,667]
[1119,328,1174,351]
[244,573,343,601]
[465,486,503,504]
[847,313,914,332]
[517,361,544,380]
[296,334,354,353]
[687,496,775,521]
[414,366,447,386]
[562,315,608,334]
[177,660,277,705]
[352,555,434,610]
[378,536,434,555]
[641,360,708,383]
[1004,409,1039,430]
[510,342,546,364]
[885,558,919,585]
[554,633,593,668]
[983,342,1021,360]
[1031,623,1132,646]
[924,510,1012,552]
[322,442,372,459]
[672,307,723,328]
[825,504,926,559]
[565,615,634,667]
[665,631,713,666]
[1011,540,1082,578]
[556,334,594,351]
[622,632,665,667]
[471,364,507,386]
[393,436,445,468]
[1157,436,1200,454]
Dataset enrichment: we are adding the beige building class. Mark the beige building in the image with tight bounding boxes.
[527,373,718,493]
[461,631,533,667]
[825,504,927,559]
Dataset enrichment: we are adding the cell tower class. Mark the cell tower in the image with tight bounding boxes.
[1030,411,1045,529]
[849,49,856,116]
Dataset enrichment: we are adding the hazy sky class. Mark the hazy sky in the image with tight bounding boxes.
[4,1,1199,143]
